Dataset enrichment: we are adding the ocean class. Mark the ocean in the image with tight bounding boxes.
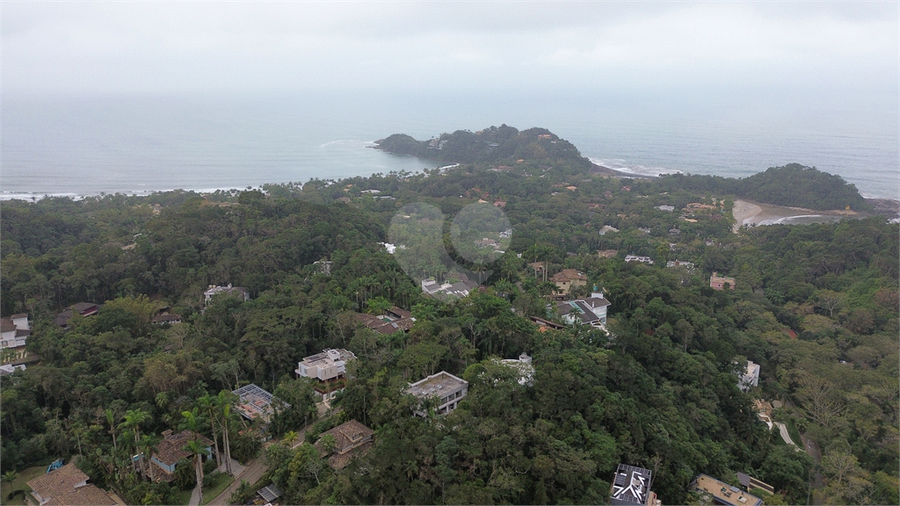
[2,91,897,200]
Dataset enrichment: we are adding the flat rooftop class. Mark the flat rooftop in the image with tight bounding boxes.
[407,371,467,398]
[695,474,762,506]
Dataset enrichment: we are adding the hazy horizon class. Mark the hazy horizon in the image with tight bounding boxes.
[3,2,897,99]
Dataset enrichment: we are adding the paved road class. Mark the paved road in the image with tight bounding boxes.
[774,421,802,450]
[188,484,201,506]
[206,408,336,505]
[207,457,268,506]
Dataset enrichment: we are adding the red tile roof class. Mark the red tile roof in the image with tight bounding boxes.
[26,463,114,505]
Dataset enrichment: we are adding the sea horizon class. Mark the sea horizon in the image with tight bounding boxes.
[2,91,897,201]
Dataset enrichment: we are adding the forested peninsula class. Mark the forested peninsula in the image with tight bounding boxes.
[2,125,897,506]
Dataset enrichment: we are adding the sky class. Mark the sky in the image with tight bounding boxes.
[2,1,897,98]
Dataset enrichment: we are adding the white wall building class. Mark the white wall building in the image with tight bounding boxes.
[296,348,357,401]
[739,360,760,392]
[407,371,468,416]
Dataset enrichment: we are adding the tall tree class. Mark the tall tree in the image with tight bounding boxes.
[216,391,236,476]
[198,394,222,468]
[120,409,150,478]
[184,438,207,505]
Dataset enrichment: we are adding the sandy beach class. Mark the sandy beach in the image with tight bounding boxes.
[732,200,762,232]
[732,199,861,232]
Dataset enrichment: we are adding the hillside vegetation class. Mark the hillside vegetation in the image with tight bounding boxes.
[1,127,896,505]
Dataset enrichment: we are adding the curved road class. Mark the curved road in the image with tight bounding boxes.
[774,421,803,451]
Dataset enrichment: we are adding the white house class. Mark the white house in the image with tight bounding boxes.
[296,349,356,400]
[203,284,250,305]
[739,360,760,392]
[556,292,611,328]
[407,371,468,417]
[1,313,30,364]
[499,353,535,386]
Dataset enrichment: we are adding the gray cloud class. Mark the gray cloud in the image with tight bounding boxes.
[2,2,896,95]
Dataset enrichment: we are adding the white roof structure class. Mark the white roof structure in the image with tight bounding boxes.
[499,353,535,386]
[296,349,356,381]
[232,384,289,423]
[739,360,760,392]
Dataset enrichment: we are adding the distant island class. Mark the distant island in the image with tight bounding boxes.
[376,126,874,212]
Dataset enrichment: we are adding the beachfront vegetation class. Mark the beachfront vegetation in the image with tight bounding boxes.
[656,163,869,211]
[1,127,897,505]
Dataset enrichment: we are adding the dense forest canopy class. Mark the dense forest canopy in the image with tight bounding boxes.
[655,163,870,211]
[1,127,897,505]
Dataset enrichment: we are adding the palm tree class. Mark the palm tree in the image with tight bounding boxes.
[2,470,17,490]
[105,408,119,454]
[180,408,209,502]
[198,394,222,468]
[139,434,159,482]
[366,296,392,318]
[216,392,235,476]
[281,431,298,447]
[120,409,150,478]
[184,439,207,505]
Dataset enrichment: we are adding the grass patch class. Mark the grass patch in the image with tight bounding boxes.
[202,473,235,505]
[787,419,803,447]
[172,487,193,505]
[0,465,55,506]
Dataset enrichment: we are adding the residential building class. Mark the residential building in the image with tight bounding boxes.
[599,225,620,235]
[474,237,499,249]
[691,474,763,506]
[256,484,283,504]
[666,260,695,270]
[710,272,736,290]
[54,302,99,328]
[406,371,468,417]
[421,277,478,300]
[656,205,675,212]
[26,462,116,506]
[528,262,547,280]
[529,315,567,331]
[232,383,289,424]
[1,313,30,364]
[0,364,26,376]
[203,284,250,305]
[151,313,182,325]
[498,353,535,386]
[355,307,416,335]
[597,249,619,258]
[737,472,775,496]
[151,430,214,480]
[624,255,654,264]
[739,360,760,392]
[556,293,611,328]
[296,348,357,400]
[296,348,356,381]
[610,464,660,506]
[316,420,375,469]
[313,260,333,275]
[550,269,587,296]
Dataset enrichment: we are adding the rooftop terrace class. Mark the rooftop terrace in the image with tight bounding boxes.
[407,371,468,398]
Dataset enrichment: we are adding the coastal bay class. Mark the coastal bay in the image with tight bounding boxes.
[730,199,898,232]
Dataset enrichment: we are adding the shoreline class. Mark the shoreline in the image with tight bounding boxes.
[731,199,900,232]
[590,162,656,179]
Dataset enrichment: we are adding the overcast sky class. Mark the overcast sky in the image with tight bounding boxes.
[2,1,897,97]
